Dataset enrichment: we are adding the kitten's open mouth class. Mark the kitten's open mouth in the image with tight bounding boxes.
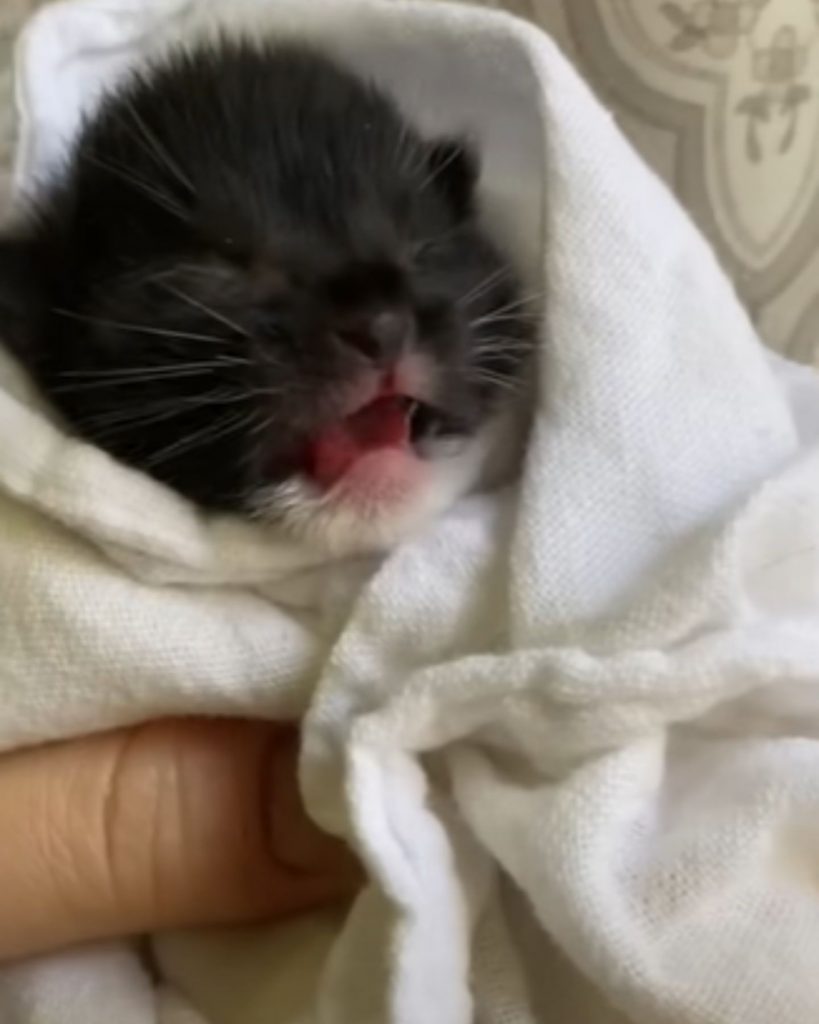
[304,389,454,490]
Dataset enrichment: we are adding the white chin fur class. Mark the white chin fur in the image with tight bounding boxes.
[248,403,528,557]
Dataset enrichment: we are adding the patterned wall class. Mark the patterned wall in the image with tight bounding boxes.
[454,0,819,364]
[0,0,33,210]
[1,0,817,362]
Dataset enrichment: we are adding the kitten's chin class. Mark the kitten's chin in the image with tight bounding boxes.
[247,433,494,557]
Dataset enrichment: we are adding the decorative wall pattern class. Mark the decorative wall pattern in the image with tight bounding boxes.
[456,0,819,363]
[0,0,34,212]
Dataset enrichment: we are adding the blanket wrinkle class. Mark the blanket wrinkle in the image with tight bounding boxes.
[0,1,818,1022]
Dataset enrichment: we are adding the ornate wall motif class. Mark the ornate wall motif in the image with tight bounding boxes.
[453,0,819,363]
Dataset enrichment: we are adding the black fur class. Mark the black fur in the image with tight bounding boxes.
[0,41,531,514]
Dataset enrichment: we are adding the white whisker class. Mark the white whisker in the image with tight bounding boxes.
[122,96,195,194]
[79,389,248,432]
[158,283,251,339]
[470,295,541,326]
[470,312,536,332]
[418,143,463,193]
[456,266,514,310]
[58,357,247,378]
[52,362,249,394]
[142,409,259,469]
[52,308,229,345]
[471,334,534,354]
[410,223,464,260]
[83,154,190,223]
[468,368,521,394]
[91,405,217,439]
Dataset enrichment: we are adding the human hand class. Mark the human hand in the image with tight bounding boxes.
[0,719,359,961]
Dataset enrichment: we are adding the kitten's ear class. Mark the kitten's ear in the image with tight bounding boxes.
[0,235,43,362]
[426,137,480,220]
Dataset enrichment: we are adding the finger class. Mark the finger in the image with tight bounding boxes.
[0,719,359,960]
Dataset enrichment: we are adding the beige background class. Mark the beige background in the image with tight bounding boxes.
[2,0,817,362]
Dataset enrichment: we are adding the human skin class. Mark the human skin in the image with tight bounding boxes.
[0,718,359,960]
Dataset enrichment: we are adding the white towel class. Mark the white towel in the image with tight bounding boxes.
[2,1,819,1022]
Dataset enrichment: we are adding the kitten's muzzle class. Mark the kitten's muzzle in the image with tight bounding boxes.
[333,306,413,364]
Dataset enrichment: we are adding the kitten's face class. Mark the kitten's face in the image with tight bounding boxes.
[0,44,534,555]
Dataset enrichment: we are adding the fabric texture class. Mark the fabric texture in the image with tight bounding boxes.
[1,1,819,1022]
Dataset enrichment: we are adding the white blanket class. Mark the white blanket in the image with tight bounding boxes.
[2,1,819,1022]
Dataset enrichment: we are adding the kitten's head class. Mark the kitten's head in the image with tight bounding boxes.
[0,42,534,555]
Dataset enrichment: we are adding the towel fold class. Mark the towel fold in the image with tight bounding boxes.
[1,1,819,1021]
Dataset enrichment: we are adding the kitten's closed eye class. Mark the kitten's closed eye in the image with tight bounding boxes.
[0,41,535,555]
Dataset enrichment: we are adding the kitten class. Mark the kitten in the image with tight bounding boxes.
[0,41,534,555]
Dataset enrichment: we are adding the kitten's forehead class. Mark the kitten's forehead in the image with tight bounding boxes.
[182,183,415,290]
[161,158,419,283]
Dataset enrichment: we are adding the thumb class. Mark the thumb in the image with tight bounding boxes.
[0,719,359,961]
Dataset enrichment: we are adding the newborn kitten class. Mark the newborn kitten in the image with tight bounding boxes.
[0,42,533,555]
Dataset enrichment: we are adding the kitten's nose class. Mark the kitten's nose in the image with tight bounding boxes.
[336,308,412,362]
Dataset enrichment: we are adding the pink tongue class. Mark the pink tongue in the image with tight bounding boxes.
[307,395,411,488]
